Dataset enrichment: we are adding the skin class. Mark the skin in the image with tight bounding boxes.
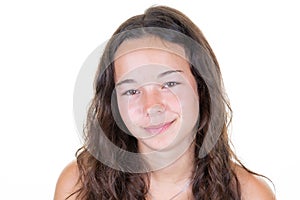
[54,161,276,200]
[114,37,199,153]
[54,37,276,200]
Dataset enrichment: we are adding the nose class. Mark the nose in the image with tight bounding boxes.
[142,85,165,117]
[147,103,165,116]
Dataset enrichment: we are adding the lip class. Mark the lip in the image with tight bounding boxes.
[144,120,175,135]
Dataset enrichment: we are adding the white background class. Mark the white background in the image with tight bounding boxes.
[0,1,299,199]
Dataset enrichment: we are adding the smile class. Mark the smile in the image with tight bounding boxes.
[143,120,175,135]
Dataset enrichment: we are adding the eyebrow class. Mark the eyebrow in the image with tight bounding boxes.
[116,70,183,87]
[157,70,183,78]
[116,79,136,87]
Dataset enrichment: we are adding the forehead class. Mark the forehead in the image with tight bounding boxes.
[114,37,190,81]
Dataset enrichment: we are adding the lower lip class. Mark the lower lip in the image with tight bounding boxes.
[144,120,174,135]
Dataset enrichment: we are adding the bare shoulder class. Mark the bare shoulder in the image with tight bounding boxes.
[54,161,81,200]
[234,164,276,200]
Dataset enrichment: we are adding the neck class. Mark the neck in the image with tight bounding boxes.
[150,142,195,183]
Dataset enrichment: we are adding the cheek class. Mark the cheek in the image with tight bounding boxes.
[127,100,143,125]
[117,97,143,128]
[177,88,199,124]
[117,98,134,127]
[117,93,182,126]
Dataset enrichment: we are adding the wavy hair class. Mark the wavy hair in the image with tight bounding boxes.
[69,5,257,200]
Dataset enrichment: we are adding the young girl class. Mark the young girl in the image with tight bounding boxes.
[55,5,275,200]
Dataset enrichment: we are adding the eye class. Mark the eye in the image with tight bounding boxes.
[122,89,140,96]
[162,82,180,89]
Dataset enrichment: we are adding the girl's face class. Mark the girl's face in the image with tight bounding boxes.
[114,37,199,153]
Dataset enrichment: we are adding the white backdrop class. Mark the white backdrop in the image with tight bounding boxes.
[0,1,299,199]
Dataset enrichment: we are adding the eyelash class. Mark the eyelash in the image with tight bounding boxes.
[122,89,141,96]
[162,81,180,89]
[122,82,180,96]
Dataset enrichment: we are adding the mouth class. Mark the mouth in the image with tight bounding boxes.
[143,119,175,135]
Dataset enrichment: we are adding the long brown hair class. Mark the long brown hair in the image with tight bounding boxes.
[70,5,255,199]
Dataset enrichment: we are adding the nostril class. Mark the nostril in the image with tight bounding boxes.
[146,104,165,116]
